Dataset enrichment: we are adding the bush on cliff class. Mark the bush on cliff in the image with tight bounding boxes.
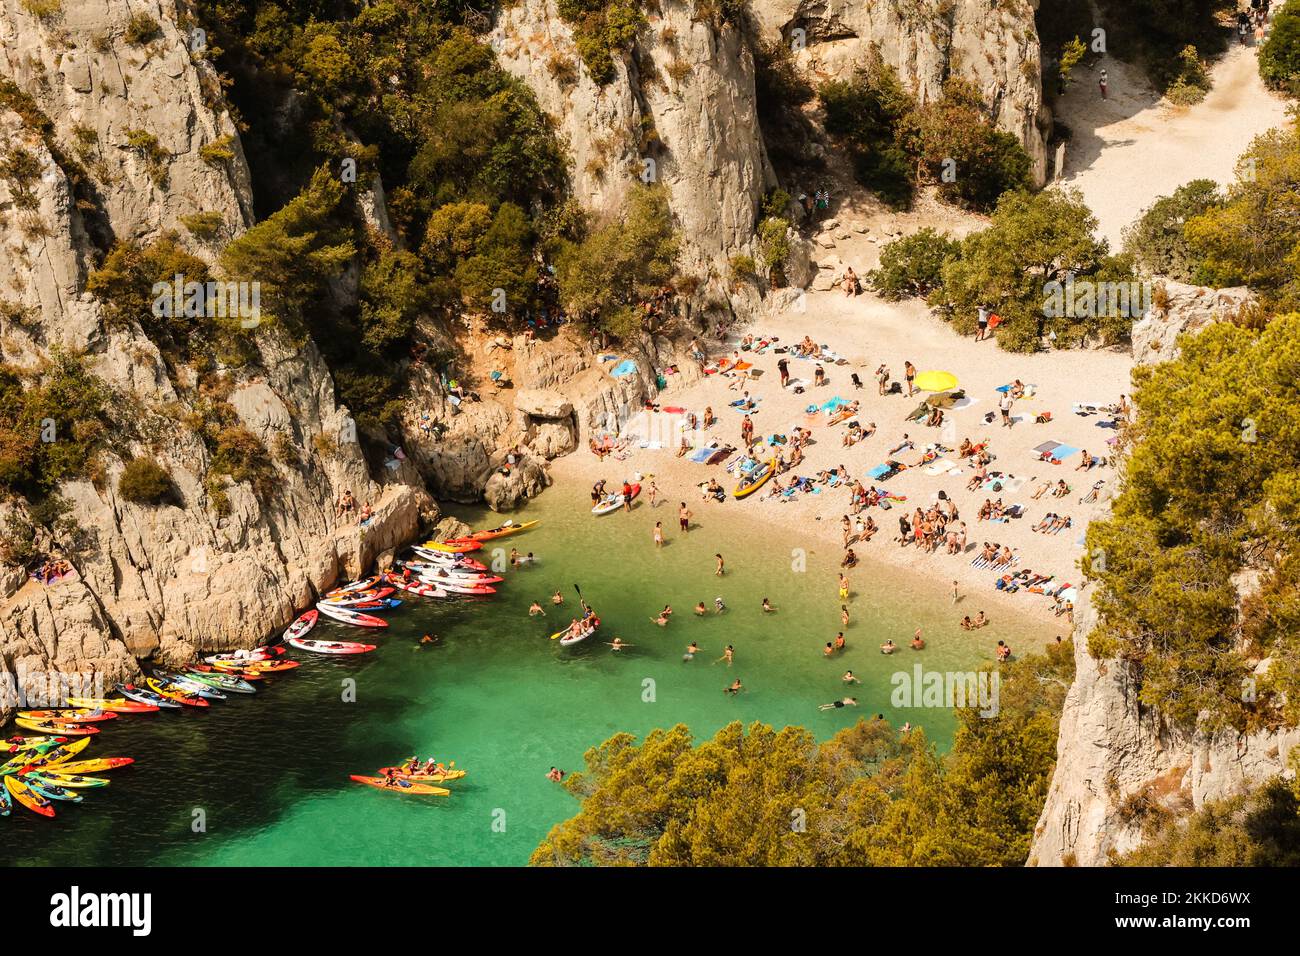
[117,457,174,505]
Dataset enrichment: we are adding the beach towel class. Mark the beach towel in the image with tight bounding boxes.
[610,360,637,378]
[1050,445,1080,461]
[866,463,892,480]
[1033,440,1062,456]
[689,446,716,463]
[662,406,687,414]
[820,396,848,413]
[923,460,953,476]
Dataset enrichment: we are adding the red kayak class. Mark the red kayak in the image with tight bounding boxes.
[315,602,388,628]
[283,609,318,642]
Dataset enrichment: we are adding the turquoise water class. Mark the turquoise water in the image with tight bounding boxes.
[4,484,1050,865]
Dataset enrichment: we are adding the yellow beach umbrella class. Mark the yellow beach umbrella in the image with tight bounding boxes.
[913,370,959,392]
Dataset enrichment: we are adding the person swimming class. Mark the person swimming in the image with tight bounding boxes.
[880,639,898,654]
[761,597,775,613]
[725,678,743,696]
[528,602,545,617]
[842,670,860,684]
[819,697,858,711]
[694,601,708,615]
[684,641,700,661]
[714,596,727,613]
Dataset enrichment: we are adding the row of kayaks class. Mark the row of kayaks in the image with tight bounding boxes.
[1,735,134,819]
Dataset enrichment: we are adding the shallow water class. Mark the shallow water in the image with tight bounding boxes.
[4,483,1053,865]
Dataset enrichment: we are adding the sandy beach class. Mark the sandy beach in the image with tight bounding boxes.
[556,293,1133,624]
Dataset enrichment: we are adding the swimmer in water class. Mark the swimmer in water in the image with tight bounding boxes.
[546,767,565,782]
[911,630,925,650]
[819,697,858,711]
[551,591,564,606]
[717,644,734,665]
[714,596,727,613]
[725,678,743,696]
[833,632,846,652]
[841,605,850,627]
[823,642,835,657]
[683,641,700,661]
[694,601,708,616]
[842,670,860,684]
[880,639,898,654]
[761,597,775,613]
[607,637,632,652]
[715,553,725,576]
[528,602,545,617]
[651,611,670,627]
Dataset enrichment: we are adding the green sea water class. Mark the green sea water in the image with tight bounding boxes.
[4,483,1053,866]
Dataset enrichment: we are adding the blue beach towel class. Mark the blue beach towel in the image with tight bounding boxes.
[610,360,638,378]
[866,464,891,480]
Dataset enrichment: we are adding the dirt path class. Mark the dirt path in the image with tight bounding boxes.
[1055,43,1290,250]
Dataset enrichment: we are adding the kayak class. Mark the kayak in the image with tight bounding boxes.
[53,757,134,774]
[377,766,466,784]
[417,569,503,585]
[15,718,99,736]
[417,539,482,554]
[5,776,54,818]
[344,597,403,611]
[65,697,159,714]
[286,638,377,655]
[283,609,318,642]
[2,735,73,756]
[592,484,640,515]
[115,683,183,709]
[202,646,285,664]
[408,549,488,571]
[0,781,8,816]
[321,587,396,606]
[18,709,118,724]
[734,459,777,499]
[145,678,209,708]
[27,770,110,789]
[315,602,389,628]
[418,578,496,595]
[381,574,447,598]
[154,673,227,700]
[23,777,83,803]
[210,658,299,674]
[448,520,539,543]
[0,738,91,773]
[189,662,265,681]
[350,774,450,796]
[554,616,601,647]
[323,577,380,598]
[183,671,257,694]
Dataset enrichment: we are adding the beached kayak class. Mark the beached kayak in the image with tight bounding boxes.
[0,781,8,816]
[209,658,299,674]
[189,663,264,681]
[417,568,504,584]
[183,671,257,694]
[286,637,376,655]
[377,766,466,784]
[449,520,538,543]
[115,683,183,709]
[283,609,318,642]
[344,597,403,611]
[154,673,227,700]
[323,577,380,598]
[202,646,285,665]
[65,697,159,714]
[23,777,83,803]
[15,718,99,736]
[51,757,134,775]
[592,484,640,515]
[405,553,490,573]
[416,578,496,595]
[0,738,91,773]
[5,775,54,818]
[145,678,209,708]
[380,574,448,598]
[553,616,600,647]
[734,459,776,499]
[315,602,389,628]
[27,770,110,790]
[320,587,396,606]
[18,709,118,724]
[350,774,450,796]
[417,539,482,554]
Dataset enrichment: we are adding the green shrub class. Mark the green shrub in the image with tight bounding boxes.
[211,425,275,495]
[198,135,236,166]
[1260,0,1300,91]
[869,229,962,300]
[117,457,173,505]
[819,65,917,209]
[180,211,225,240]
[1122,179,1222,281]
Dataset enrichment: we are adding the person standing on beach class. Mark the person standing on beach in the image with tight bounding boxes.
[841,605,850,627]
[654,521,664,547]
[904,361,916,397]
[679,502,692,532]
[648,480,659,508]
[976,305,989,341]
[741,414,754,447]
[876,365,890,395]
[999,391,1014,427]
[952,580,959,604]
[778,357,790,387]
[715,553,725,576]
[838,573,850,601]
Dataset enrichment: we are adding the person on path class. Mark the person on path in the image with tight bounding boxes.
[1099,68,1108,99]
[976,305,989,341]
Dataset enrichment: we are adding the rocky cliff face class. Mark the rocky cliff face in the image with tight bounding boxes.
[748,0,1049,185]
[1028,280,1292,867]
[0,0,434,719]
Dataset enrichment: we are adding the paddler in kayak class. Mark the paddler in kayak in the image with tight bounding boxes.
[566,619,583,640]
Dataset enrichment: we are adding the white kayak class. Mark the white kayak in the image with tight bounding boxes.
[381,574,448,598]
[409,548,489,570]
[592,483,640,516]
[286,637,376,655]
[417,578,496,595]
[558,617,600,647]
[314,602,388,628]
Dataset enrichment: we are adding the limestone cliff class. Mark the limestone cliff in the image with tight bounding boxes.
[0,0,433,719]
[1028,281,1296,867]
[748,0,1049,185]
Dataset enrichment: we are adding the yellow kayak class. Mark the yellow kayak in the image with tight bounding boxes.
[733,459,776,499]
[418,541,482,554]
[5,776,55,818]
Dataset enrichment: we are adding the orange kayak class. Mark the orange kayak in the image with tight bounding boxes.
[350,774,450,796]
